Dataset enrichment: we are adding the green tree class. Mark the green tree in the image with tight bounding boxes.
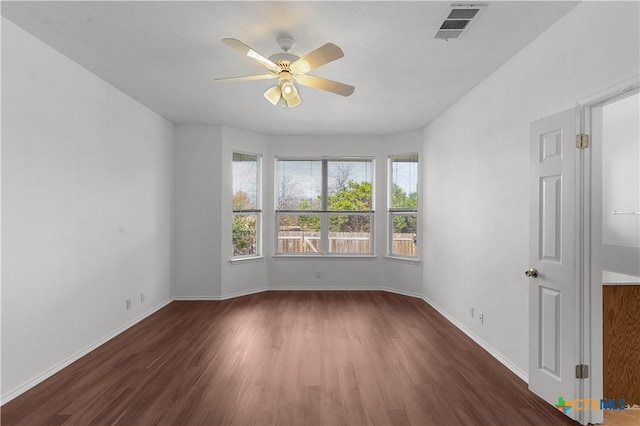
[233,191,251,210]
[327,181,372,232]
[392,184,417,209]
[281,198,320,231]
[392,184,417,234]
[232,214,256,255]
[232,191,257,255]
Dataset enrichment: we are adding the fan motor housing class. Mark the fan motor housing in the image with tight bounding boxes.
[268,53,300,71]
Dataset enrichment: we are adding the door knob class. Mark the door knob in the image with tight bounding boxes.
[525,268,538,278]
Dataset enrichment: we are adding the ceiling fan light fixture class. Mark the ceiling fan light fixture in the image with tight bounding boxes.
[279,80,301,108]
[286,93,302,108]
[264,85,282,105]
[281,81,297,100]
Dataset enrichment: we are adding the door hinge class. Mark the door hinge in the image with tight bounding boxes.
[575,364,589,379]
[576,134,590,149]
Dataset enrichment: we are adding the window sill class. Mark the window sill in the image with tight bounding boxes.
[229,256,265,264]
[272,255,377,260]
[384,255,421,264]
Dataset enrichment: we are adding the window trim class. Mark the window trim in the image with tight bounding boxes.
[274,157,375,257]
[387,153,419,259]
[232,151,262,259]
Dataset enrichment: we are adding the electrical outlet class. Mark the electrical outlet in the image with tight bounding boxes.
[126,299,131,310]
[315,272,321,279]
[140,292,145,303]
[478,312,484,324]
[470,306,474,318]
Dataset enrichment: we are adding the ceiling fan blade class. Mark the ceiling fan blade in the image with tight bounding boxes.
[295,75,355,97]
[215,74,276,82]
[222,38,280,72]
[264,85,282,105]
[290,43,344,74]
[286,93,302,108]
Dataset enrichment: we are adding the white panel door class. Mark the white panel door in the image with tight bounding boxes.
[529,108,578,420]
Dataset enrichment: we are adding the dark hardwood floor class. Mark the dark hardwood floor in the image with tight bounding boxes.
[2,291,578,425]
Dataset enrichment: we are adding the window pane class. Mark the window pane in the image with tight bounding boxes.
[328,160,373,193]
[277,214,321,253]
[276,160,322,210]
[329,214,372,254]
[233,153,258,210]
[232,214,257,256]
[327,160,373,212]
[391,213,417,257]
[391,154,418,209]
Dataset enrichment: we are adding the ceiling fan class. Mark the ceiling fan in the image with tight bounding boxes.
[215,36,355,108]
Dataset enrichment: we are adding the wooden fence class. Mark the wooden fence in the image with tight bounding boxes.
[277,231,415,256]
[278,232,321,253]
[392,234,417,257]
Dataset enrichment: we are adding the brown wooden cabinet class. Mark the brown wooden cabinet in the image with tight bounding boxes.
[603,285,640,405]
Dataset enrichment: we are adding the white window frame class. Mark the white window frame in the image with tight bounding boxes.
[388,153,419,260]
[274,157,375,257]
[232,151,262,259]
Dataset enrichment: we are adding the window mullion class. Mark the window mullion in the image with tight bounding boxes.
[321,160,328,211]
[321,213,329,255]
[321,160,328,254]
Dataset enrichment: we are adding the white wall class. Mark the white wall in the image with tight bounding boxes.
[256,131,425,299]
[423,1,640,377]
[173,130,425,296]
[172,125,223,298]
[1,18,174,400]
[266,135,386,289]
[173,125,270,299]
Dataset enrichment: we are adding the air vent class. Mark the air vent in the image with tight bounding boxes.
[435,30,462,40]
[440,20,469,30]
[447,8,479,20]
[435,5,484,40]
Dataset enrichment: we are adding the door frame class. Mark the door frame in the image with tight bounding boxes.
[577,75,639,426]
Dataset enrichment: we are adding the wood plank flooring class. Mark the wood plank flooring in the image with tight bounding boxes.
[2,291,579,425]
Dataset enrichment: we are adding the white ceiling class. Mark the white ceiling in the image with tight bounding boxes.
[2,1,578,135]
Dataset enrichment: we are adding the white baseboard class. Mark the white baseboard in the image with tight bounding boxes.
[172,295,224,300]
[379,286,424,299]
[220,286,269,299]
[268,285,381,291]
[420,295,529,383]
[173,287,269,301]
[0,298,172,406]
